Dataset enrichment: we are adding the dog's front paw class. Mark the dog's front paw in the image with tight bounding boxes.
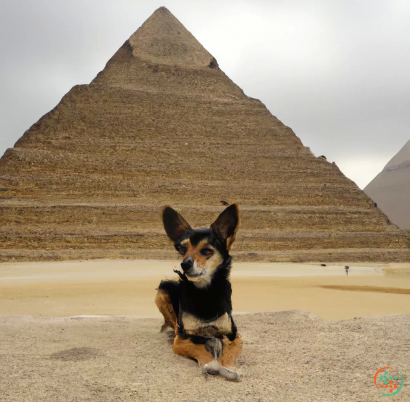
[202,360,221,378]
[202,361,242,382]
[219,366,243,382]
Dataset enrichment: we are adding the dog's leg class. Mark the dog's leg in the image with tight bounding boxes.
[203,338,242,382]
[173,335,215,365]
[174,335,223,378]
[215,334,243,381]
[221,334,243,367]
[202,337,223,379]
[155,287,178,332]
[174,335,242,382]
[218,366,243,382]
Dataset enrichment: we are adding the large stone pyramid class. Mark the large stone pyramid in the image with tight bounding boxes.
[365,140,410,230]
[1,7,409,262]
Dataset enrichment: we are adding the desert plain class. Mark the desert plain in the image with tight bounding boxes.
[1,259,410,320]
[1,259,409,401]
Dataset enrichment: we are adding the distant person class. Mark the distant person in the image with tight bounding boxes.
[345,266,349,276]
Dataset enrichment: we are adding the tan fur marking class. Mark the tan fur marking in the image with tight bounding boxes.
[173,334,243,367]
[185,239,208,258]
[173,335,214,366]
[155,289,177,332]
[221,335,243,367]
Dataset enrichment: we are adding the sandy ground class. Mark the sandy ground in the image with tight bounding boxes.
[1,260,410,401]
[1,311,409,402]
[1,260,410,320]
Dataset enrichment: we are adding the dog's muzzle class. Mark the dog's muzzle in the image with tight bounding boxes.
[181,257,193,272]
[181,257,205,277]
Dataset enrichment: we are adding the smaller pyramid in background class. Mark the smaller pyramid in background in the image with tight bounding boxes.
[365,140,410,230]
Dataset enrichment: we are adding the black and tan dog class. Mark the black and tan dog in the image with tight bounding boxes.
[155,204,243,381]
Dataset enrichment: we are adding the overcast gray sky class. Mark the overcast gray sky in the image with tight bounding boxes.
[1,0,409,189]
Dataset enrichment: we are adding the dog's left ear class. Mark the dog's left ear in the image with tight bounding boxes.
[162,206,192,242]
[210,203,240,250]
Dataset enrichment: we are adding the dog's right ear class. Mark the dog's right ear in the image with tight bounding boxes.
[162,206,192,242]
[210,203,240,250]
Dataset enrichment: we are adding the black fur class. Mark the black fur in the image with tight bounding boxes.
[158,225,238,340]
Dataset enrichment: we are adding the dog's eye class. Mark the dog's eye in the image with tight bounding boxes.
[200,248,214,257]
[177,246,187,255]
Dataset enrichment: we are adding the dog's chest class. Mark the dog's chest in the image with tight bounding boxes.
[182,312,232,337]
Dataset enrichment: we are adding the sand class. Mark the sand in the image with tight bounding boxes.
[1,311,409,401]
[1,259,409,401]
[1,260,410,320]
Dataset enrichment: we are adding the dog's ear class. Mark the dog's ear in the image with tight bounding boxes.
[210,204,240,250]
[162,206,191,242]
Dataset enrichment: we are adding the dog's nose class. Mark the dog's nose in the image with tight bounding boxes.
[181,257,193,272]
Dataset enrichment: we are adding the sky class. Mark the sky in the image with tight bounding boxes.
[0,0,409,189]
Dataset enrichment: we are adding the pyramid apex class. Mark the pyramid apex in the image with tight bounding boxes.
[155,6,171,13]
[383,139,410,172]
[125,7,214,68]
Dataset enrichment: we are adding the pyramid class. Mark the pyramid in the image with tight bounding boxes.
[1,7,409,262]
[365,140,410,230]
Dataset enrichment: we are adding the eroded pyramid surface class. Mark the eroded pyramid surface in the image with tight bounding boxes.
[1,7,409,262]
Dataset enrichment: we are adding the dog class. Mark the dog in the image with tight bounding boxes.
[155,204,243,381]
